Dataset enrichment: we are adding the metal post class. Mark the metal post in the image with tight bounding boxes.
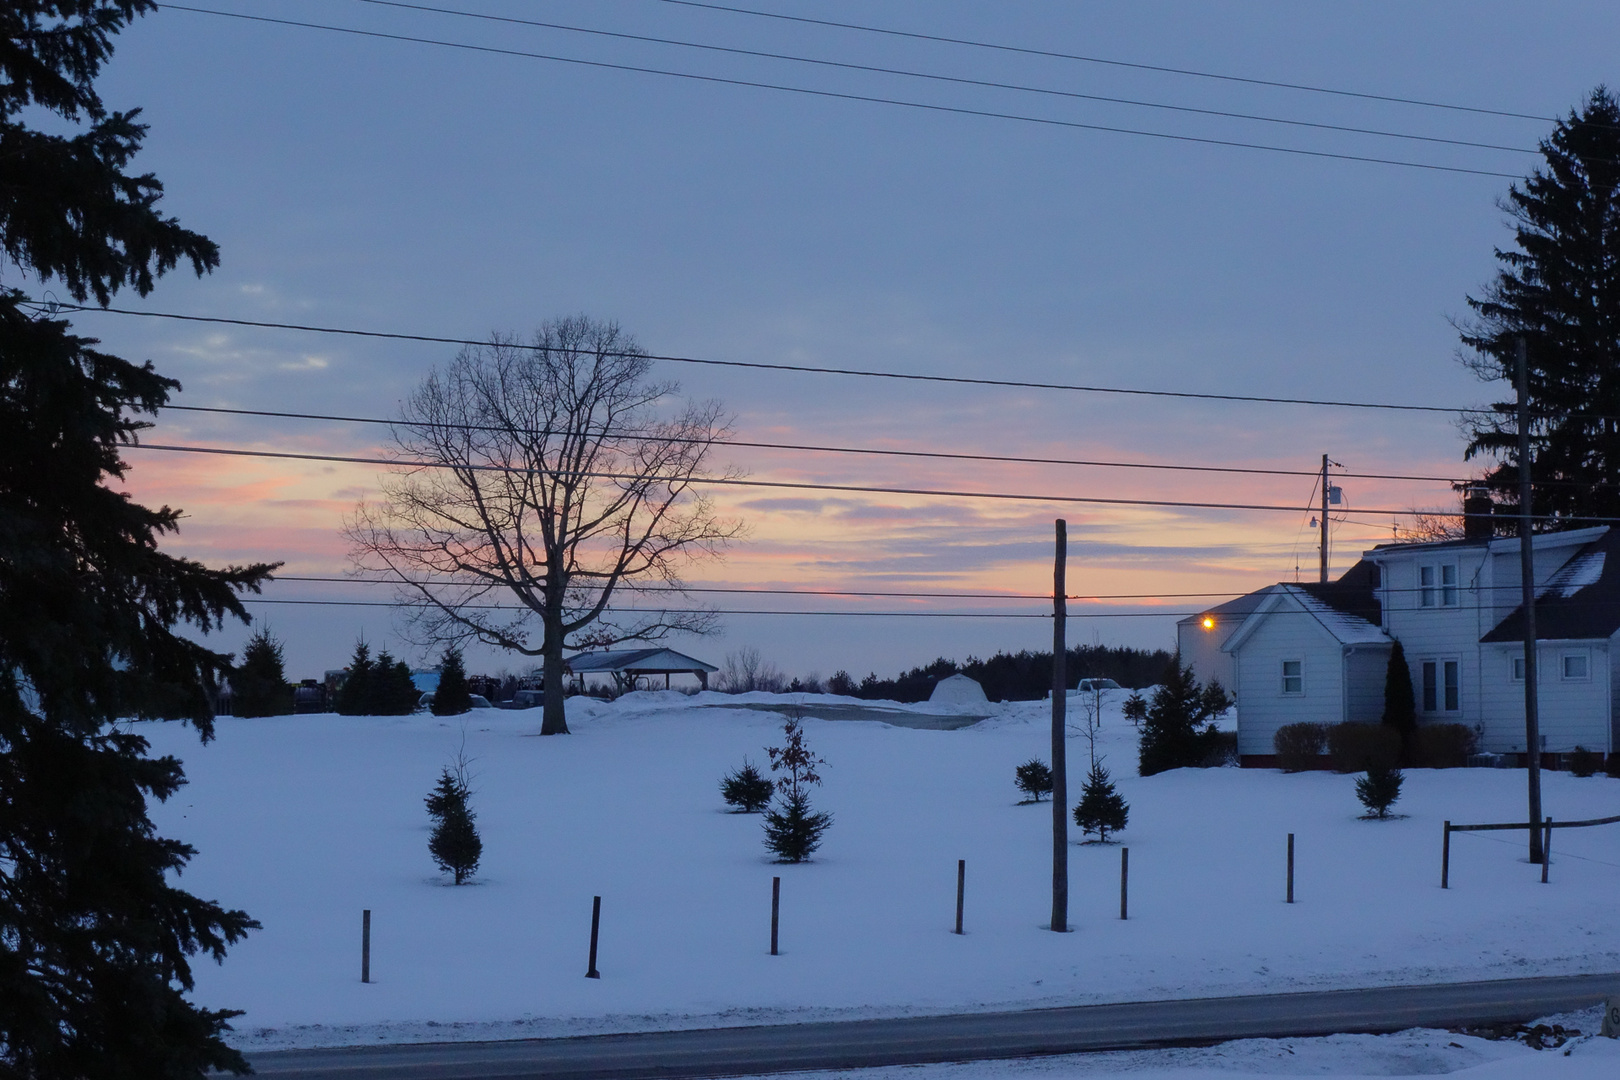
[1541,817,1552,884]
[770,876,780,956]
[1119,847,1129,920]
[1051,519,1069,933]
[1286,833,1295,904]
[1517,337,1544,865]
[955,860,965,935]
[586,896,602,978]
[1320,454,1329,583]
[1441,821,1451,889]
[361,909,371,984]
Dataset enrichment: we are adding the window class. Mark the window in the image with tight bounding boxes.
[1281,659,1303,695]
[1422,658,1461,712]
[1561,652,1590,680]
[1419,563,1459,607]
[1512,656,1525,681]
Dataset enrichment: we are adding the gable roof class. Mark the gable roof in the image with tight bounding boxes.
[1481,526,1620,643]
[1175,588,1271,629]
[1221,582,1390,655]
[564,648,719,674]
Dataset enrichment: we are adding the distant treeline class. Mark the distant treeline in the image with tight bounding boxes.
[832,645,1175,704]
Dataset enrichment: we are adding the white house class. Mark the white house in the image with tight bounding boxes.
[1197,526,1620,767]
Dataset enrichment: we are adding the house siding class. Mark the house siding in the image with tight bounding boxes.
[1177,618,1237,694]
[1478,641,1612,755]
[1343,645,1392,724]
[1230,602,1344,758]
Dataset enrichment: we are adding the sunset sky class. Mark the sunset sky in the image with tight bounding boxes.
[50,0,1620,682]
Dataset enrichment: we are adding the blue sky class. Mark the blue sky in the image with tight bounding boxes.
[56,0,1620,682]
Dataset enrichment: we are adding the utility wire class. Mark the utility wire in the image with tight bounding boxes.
[38,302,1499,416]
[157,5,1521,179]
[349,0,1535,156]
[124,441,1620,522]
[655,0,1556,124]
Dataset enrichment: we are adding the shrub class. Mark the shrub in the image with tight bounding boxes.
[720,759,774,812]
[1409,724,1477,768]
[1355,766,1404,819]
[432,646,473,715]
[1073,762,1128,842]
[1381,640,1416,749]
[1606,753,1620,779]
[1570,746,1602,778]
[425,763,481,885]
[233,627,295,717]
[1015,758,1053,802]
[1136,660,1233,776]
[1200,730,1239,767]
[1328,723,1402,773]
[1273,723,1329,772]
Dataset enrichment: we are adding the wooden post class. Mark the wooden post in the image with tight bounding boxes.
[770,876,780,956]
[954,860,965,935]
[361,909,371,984]
[1119,847,1129,920]
[1051,519,1069,933]
[585,896,602,978]
[1441,821,1451,889]
[1517,337,1545,865]
[1286,834,1295,904]
[1541,817,1552,884]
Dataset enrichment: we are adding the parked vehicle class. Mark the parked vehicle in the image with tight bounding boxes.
[417,692,493,712]
[1077,678,1121,693]
[500,689,543,710]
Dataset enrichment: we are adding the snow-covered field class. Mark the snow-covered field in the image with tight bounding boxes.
[139,691,1620,1056]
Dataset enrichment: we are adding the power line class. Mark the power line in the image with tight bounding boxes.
[349,0,1535,157]
[655,0,1556,124]
[125,440,1620,522]
[242,598,1055,617]
[39,302,1497,416]
[157,4,1521,179]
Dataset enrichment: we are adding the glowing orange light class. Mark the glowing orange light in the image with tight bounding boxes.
[1201,616,1216,630]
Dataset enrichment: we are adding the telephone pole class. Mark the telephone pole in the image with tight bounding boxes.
[1050,519,1069,932]
[1319,454,1330,583]
[1517,337,1544,864]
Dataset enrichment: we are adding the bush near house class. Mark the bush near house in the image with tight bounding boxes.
[1569,746,1602,778]
[1274,723,1329,772]
[1328,723,1402,773]
[1409,724,1476,768]
[1605,753,1620,779]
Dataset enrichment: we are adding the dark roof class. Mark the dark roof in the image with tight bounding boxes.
[1176,589,1270,627]
[564,648,719,673]
[1481,528,1620,643]
[1368,535,1491,554]
[1297,558,1383,626]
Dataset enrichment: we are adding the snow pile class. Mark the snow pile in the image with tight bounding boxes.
[139,693,1620,1052]
[930,674,989,705]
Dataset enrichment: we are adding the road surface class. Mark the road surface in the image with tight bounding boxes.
[247,972,1618,1079]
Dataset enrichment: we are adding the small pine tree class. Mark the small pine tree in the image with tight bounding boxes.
[1073,762,1129,842]
[374,651,420,715]
[335,641,376,715]
[1137,659,1232,776]
[1015,758,1053,802]
[233,627,295,717]
[720,758,775,812]
[1355,766,1404,819]
[432,647,473,716]
[425,764,482,884]
[762,789,834,862]
[1381,640,1416,757]
[1122,693,1147,726]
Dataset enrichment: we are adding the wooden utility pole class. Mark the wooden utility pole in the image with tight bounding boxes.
[1051,519,1069,933]
[1319,454,1330,583]
[1517,337,1544,864]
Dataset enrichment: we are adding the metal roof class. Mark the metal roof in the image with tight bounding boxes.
[1481,527,1620,643]
[564,648,719,674]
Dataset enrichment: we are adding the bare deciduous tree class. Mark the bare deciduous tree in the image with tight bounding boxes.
[346,316,742,735]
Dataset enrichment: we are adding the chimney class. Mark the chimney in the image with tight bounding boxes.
[1462,483,1493,540]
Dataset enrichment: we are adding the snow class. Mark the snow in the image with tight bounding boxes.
[931,674,990,704]
[1548,551,1606,598]
[136,692,1620,1054]
[1279,586,1389,645]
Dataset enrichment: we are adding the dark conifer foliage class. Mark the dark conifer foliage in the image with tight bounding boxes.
[0,4,271,1074]
[1073,762,1129,842]
[432,646,472,716]
[1014,758,1053,802]
[425,764,482,885]
[1381,640,1416,755]
[762,715,833,862]
[1355,767,1405,819]
[233,627,294,717]
[335,642,376,716]
[1461,88,1620,527]
[375,650,420,715]
[719,758,774,812]
[1136,659,1233,776]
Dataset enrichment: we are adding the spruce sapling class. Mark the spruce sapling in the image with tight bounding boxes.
[233,626,295,717]
[762,713,833,862]
[426,747,482,883]
[432,646,473,715]
[1355,766,1404,819]
[1073,761,1129,842]
[720,758,774,812]
[1014,758,1053,803]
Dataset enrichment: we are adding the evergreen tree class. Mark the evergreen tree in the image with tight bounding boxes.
[1381,639,1416,755]
[1073,762,1129,842]
[720,758,774,812]
[375,650,420,715]
[1014,758,1053,802]
[432,646,472,716]
[762,789,833,862]
[1355,767,1404,819]
[0,4,272,1074]
[1137,659,1233,776]
[1461,88,1620,527]
[335,641,376,716]
[233,627,294,717]
[425,766,482,885]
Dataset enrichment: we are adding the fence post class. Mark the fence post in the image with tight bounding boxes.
[954,860,965,935]
[361,909,371,984]
[1541,817,1552,884]
[1120,847,1129,920]
[1286,833,1295,904]
[770,876,780,956]
[586,896,602,978]
[1441,821,1451,889]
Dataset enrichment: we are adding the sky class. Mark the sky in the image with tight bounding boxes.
[43,0,1620,683]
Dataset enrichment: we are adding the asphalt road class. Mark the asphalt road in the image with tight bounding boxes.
[247,972,1619,1080]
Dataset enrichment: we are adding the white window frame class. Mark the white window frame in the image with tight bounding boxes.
[1511,655,1525,682]
[1418,562,1459,608]
[1560,650,1591,682]
[1420,656,1462,713]
[1280,658,1304,696]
